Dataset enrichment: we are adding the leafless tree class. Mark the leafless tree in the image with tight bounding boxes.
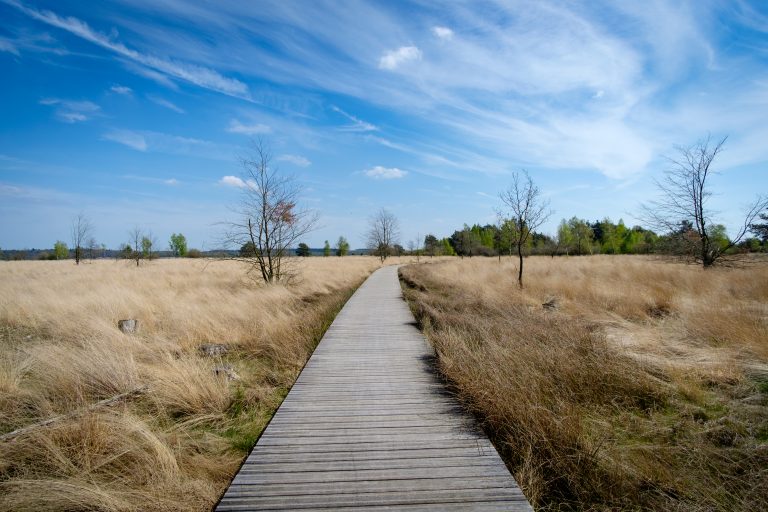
[128,227,144,267]
[407,235,421,262]
[641,135,767,267]
[70,213,93,265]
[499,170,552,288]
[222,140,318,283]
[366,209,400,263]
[87,237,98,261]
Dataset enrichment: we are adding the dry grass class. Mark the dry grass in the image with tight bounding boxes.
[0,256,383,511]
[400,255,768,511]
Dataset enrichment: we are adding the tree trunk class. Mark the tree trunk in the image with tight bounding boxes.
[701,234,713,267]
[517,243,524,288]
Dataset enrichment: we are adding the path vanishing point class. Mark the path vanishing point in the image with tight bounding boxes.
[216,265,532,511]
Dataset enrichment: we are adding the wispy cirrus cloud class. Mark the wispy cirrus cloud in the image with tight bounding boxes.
[39,97,100,123]
[148,95,185,113]
[122,174,179,186]
[6,0,250,99]
[55,0,767,183]
[277,154,311,167]
[364,166,407,179]
[0,37,20,55]
[102,129,147,151]
[331,106,377,132]
[226,119,271,135]
[102,128,234,159]
[110,84,132,95]
[378,46,421,70]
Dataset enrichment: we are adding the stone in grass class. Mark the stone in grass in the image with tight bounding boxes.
[213,365,240,381]
[199,343,229,357]
[118,319,138,334]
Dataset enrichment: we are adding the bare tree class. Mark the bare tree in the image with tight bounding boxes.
[128,227,143,267]
[70,213,93,265]
[223,140,318,283]
[366,209,400,263]
[641,135,767,267]
[87,237,98,261]
[499,170,552,288]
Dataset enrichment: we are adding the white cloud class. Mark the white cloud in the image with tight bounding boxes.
[0,183,24,196]
[219,175,246,188]
[126,62,179,89]
[227,119,272,135]
[0,38,20,55]
[102,129,234,159]
[277,154,311,167]
[149,95,185,113]
[39,98,100,123]
[364,166,407,179]
[110,84,132,95]
[331,105,377,132]
[379,46,422,70]
[8,1,250,99]
[122,174,180,186]
[60,112,87,122]
[432,26,453,40]
[102,129,147,151]
[593,90,605,99]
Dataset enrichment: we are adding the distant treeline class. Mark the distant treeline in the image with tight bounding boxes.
[421,217,768,258]
[0,246,374,261]
[3,215,766,261]
[0,247,212,261]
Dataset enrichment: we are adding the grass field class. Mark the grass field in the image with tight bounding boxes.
[400,255,768,511]
[0,257,383,512]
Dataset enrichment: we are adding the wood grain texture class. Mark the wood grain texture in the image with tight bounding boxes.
[216,265,531,511]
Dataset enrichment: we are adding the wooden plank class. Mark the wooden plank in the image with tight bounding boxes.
[243,440,499,456]
[224,476,519,496]
[219,501,522,512]
[229,464,511,485]
[218,489,525,510]
[215,265,531,511]
[245,446,499,464]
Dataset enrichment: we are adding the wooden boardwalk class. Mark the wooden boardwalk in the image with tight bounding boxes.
[216,265,531,511]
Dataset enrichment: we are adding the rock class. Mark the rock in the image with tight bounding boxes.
[118,319,138,334]
[213,365,240,381]
[542,298,559,310]
[199,343,228,357]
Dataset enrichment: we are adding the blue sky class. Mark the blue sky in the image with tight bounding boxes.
[1,0,767,250]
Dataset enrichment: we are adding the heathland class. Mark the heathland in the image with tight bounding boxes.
[400,255,768,511]
[0,257,382,511]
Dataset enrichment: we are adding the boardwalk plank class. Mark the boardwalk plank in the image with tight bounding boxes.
[215,266,531,511]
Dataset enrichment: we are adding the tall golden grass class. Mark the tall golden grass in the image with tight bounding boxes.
[400,255,768,511]
[0,257,382,511]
